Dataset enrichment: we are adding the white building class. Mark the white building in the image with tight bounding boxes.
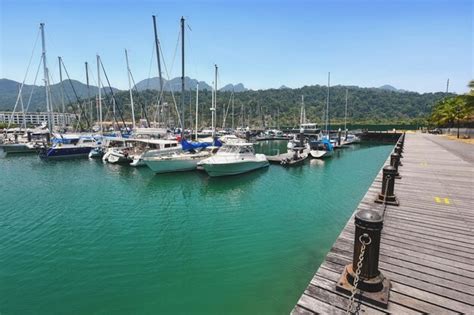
[0,112,76,126]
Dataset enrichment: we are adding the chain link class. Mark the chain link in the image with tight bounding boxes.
[346,233,371,314]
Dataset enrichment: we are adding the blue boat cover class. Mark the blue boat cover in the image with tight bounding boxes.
[180,139,222,151]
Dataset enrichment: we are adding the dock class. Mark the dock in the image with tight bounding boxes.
[292,133,474,314]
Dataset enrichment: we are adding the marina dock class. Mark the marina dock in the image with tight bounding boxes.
[292,133,474,314]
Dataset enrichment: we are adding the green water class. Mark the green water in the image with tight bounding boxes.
[0,142,392,314]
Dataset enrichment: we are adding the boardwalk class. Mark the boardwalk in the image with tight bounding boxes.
[292,133,474,314]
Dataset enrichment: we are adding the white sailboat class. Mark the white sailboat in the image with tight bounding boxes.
[143,17,213,174]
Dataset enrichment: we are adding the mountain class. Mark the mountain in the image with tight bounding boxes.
[220,83,248,92]
[0,78,119,112]
[378,84,409,93]
[279,85,290,89]
[135,76,212,92]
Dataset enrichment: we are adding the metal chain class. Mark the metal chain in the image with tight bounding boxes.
[346,233,372,314]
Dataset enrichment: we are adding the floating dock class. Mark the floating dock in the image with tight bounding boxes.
[292,133,474,314]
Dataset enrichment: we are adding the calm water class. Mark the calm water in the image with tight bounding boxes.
[0,141,392,314]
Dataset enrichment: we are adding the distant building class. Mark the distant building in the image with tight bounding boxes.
[0,112,76,126]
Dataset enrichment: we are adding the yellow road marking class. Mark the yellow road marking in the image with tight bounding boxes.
[435,197,441,203]
[444,198,450,205]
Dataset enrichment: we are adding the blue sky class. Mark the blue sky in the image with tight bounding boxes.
[1,0,472,93]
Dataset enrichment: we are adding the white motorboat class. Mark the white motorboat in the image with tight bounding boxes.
[198,143,269,177]
[309,139,334,159]
[144,150,211,173]
[103,138,180,166]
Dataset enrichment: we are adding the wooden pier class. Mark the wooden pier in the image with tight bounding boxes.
[292,133,474,314]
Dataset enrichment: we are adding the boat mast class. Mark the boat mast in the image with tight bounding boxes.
[231,90,234,130]
[125,49,136,129]
[180,17,185,138]
[40,23,53,133]
[97,55,103,134]
[213,64,218,138]
[344,88,348,132]
[85,62,92,125]
[58,56,66,129]
[325,72,330,134]
[152,15,164,126]
[195,83,199,140]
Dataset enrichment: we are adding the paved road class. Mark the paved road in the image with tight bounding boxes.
[423,133,474,164]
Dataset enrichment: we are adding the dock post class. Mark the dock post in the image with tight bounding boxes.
[337,128,342,146]
[375,165,399,206]
[245,129,250,142]
[390,153,401,179]
[299,127,304,147]
[336,209,390,309]
[394,145,403,158]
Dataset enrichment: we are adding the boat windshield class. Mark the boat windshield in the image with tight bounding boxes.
[219,145,254,154]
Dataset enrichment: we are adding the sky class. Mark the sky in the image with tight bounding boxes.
[0,0,472,94]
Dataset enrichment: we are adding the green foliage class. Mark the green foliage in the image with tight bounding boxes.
[98,85,451,128]
[429,95,473,127]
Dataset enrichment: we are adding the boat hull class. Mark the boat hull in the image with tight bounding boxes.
[39,146,93,160]
[202,160,269,177]
[0,143,38,154]
[145,157,201,173]
[310,150,333,159]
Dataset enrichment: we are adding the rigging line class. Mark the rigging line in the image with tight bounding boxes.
[99,58,127,131]
[60,58,91,129]
[25,56,43,113]
[156,28,182,127]
[129,69,150,125]
[146,41,155,91]
[48,68,80,128]
[7,28,41,129]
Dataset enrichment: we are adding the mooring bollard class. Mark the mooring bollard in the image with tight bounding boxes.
[390,153,401,179]
[336,209,390,309]
[375,165,399,206]
[394,145,403,158]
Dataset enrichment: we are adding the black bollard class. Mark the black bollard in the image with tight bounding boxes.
[336,210,390,308]
[394,145,403,158]
[390,153,401,179]
[375,165,399,206]
[27,132,32,142]
[245,130,250,142]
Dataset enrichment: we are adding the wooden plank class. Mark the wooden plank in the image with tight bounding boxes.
[293,134,474,314]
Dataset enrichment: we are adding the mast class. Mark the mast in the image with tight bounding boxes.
[18,84,26,130]
[152,15,164,126]
[231,90,234,130]
[125,49,136,129]
[97,55,103,134]
[211,81,215,138]
[180,16,185,138]
[85,62,92,125]
[40,23,52,133]
[195,83,199,140]
[325,72,330,134]
[344,88,348,131]
[58,56,66,128]
[446,78,450,93]
[213,64,218,138]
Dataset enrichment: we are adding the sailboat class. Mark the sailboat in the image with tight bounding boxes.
[309,72,334,158]
[341,89,360,145]
[143,17,213,174]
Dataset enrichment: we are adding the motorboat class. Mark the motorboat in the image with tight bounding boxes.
[39,135,100,160]
[103,138,180,166]
[198,142,269,177]
[309,138,334,159]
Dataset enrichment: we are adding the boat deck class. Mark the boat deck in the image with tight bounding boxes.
[292,133,474,314]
